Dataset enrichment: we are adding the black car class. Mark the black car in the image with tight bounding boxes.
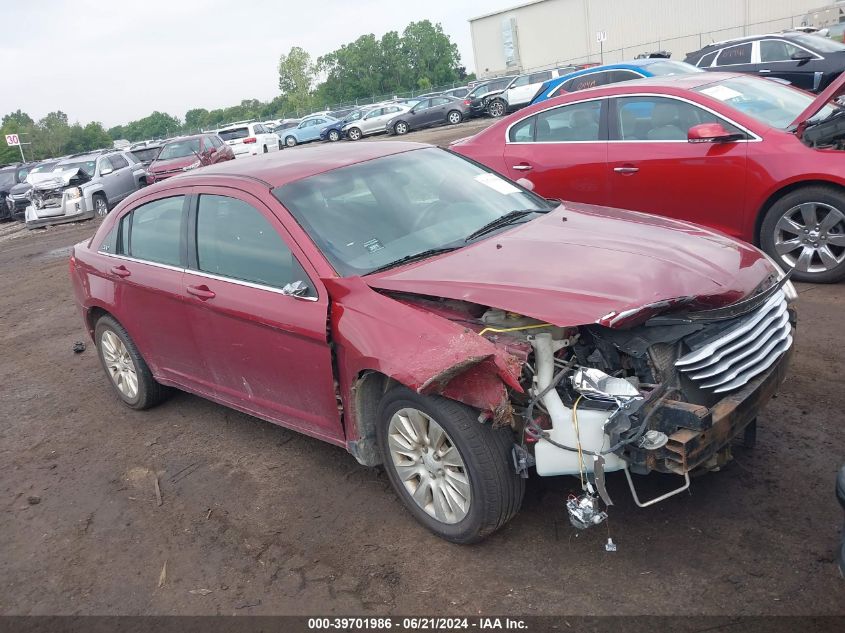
[0,163,37,222]
[685,31,845,92]
[465,76,517,117]
[4,160,60,221]
[385,96,469,135]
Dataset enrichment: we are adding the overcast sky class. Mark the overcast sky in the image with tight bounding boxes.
[0,0,521,128]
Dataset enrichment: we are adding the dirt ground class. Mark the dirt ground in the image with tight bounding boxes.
[1,121,844,617]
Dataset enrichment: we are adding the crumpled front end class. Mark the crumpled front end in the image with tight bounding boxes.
[24,168,93,228]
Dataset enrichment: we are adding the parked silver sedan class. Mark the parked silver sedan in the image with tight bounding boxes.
[343,104,410,140]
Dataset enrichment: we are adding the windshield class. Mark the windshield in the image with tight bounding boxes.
[790,33,845,53]
[694,76,840,128]
[218,127,250,141]
[31,163,57,174]
[157,139,201,160]
[645,60,703,75]
[55,161,96,177]
[130,147,161,163]
[273,148,553,276]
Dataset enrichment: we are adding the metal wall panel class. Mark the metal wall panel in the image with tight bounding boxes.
[470,0,834,77]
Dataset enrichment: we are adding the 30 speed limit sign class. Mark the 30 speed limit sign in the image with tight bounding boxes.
[5,134,21,146]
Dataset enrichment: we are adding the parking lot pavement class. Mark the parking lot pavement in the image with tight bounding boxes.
[0,122,843,617]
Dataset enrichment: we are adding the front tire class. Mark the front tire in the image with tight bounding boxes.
[760,185,845,283]
[94,315,167,410]
[93,194,108,218]
[347,127,362,141]
[376,386,524,544]
[447,110,463,125]
[285,136,297,147]
[394,121,409,135]
[487,99,506,118]
[328,129,341,142]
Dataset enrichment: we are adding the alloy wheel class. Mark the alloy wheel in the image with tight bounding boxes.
[387,407,471,524]
[395,122,408,135]
[348,128,361,140]
[329,130,340,142]
[448,111,462,124]
[774,201,845,273]
[101,330,139,399]
[488,101,505,117]
[285,136,296,147]
[94,197,108,218]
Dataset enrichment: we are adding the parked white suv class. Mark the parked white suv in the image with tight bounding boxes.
[485,68,570,116]
[216,122,281,157]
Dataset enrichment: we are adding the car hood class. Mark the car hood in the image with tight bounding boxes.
[791,70,845,131]
[28,169,89,190]
[149,156,196,172]
[364,202,773,328]
[9,182,32,195]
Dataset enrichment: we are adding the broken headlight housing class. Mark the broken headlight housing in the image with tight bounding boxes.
[65,187,82,201]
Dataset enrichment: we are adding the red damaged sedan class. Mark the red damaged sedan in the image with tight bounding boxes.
[70,143,796,542]
[452,71,845,283]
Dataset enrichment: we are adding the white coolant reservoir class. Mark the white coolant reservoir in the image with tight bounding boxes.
[529,333,626,477]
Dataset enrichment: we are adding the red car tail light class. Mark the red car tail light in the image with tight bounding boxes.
[463,99,471,105]
[243,137,257,144]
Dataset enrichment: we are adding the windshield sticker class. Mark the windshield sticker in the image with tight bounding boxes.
[363,238,384,253]
[475,172,521,195]
[699,85,744,102]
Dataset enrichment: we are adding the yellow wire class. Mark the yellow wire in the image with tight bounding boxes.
[477,323,551,336]
[572,395,586,490]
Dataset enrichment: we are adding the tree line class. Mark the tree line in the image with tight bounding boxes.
[1,20,469,159]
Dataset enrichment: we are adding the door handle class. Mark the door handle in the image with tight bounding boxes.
[187,284,216,300]
[512,164,533,171]
[758,69,771,73]
[109,265,131,278]
[613,166,640,174]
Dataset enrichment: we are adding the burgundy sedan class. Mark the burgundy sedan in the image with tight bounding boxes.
[70,142,795,542]
[146,133,233,184]
[452,71,845,283]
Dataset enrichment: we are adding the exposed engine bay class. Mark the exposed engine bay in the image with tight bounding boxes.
[27,168,91,211]
[388,271,797,532]
[801,110,845,150]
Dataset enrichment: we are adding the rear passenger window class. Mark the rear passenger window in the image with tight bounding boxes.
[697,50,719,67]
[195,195,311,292]
[129,197,184,266]
[562,72,608,92]
[529,71,552,84]
[605,70,644,84]
[509,116,535,142]
[716,43,752,66]
[535,100,602,142]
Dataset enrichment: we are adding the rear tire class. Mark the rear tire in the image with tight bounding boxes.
[263,145,268,153]
[760,185,845,283]
[328,129,341,142]
[447,110,463,125]
[394,121,409,135]
[376,386,524,544]
[347,127,362,141]
[94,315,168,410]
[285,136,297,147]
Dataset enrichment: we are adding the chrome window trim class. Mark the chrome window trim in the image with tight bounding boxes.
[504,92,762,145]
[104,253,318,301]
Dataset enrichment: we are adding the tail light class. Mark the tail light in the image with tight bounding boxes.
[463,99,471,105]
[243,137,257,144]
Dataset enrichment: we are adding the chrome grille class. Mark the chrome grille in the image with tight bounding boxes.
[675,290,792,393]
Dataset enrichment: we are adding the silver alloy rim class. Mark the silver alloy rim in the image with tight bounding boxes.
[449,112,461,124]
[286,137,296,147]
[387,407,471,524]
[396,123,407,134]
[349,129,360,140]
[329,130,339,141]
[774,201,845,273]
[95,198,108,217]
[101,330,138,399]
[489,102,504,117]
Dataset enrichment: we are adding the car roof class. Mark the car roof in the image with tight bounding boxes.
[167,141,431,188]
[217,123,253,131]
[694,31,807,53]
[57,153,101,163]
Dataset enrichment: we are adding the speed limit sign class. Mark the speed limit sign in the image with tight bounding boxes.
[5,134,20,146]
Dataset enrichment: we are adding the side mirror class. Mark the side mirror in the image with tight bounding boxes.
[687,123,743,143]
[100,166,113,175]
[282,280,311,298]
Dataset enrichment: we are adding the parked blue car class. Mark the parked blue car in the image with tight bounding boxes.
[320,108,367,142]
[530,59,702,105]
[279,115,339,147]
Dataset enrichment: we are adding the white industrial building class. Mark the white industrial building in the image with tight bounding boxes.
[469,0,845,77]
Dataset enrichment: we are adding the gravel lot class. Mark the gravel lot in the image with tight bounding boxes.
[1,121,843,616]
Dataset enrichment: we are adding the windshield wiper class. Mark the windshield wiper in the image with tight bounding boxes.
[464,209,539,242]
[367,246,461,274]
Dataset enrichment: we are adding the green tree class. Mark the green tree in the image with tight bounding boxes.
[401,20,461,88]
[183,108,210,132]
[278,46,315,111]
[34,111,71,158]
